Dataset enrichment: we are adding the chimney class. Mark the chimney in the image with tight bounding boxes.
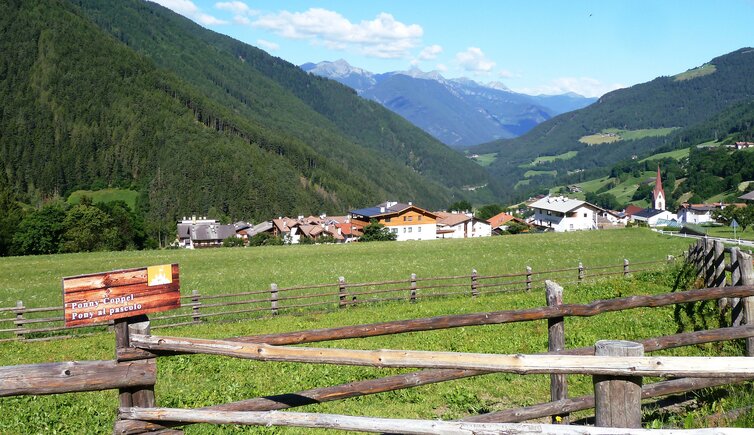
[380,207,385,213]
[408,201,412,206]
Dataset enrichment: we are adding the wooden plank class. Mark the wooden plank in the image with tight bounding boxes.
[593,340,643,428]
[118,408,752,434]
[545,280,567,424]
[230,285,754,345]
[62,264,180,327]
[131,333,754,377]
[0,359,155,397]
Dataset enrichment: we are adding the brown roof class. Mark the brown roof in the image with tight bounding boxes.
[487,212,515,228]
[436,212,472,227]
[623,204,645,217]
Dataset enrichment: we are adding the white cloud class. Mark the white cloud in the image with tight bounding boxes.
[152,0,226,25]
[418,44,443,60]
[436,63,448,72]
[216,1,252,15]
[515,77,625,98]
[256,39,280,51]
[215,1,258,25]
[456,47,495,73]
[498,69,516,79]
[253,8,423,59]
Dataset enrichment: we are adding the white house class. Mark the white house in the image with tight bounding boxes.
[676,204,717,225]
[435,212,492,239]
[527,196,602,232]
[631,208,677,227]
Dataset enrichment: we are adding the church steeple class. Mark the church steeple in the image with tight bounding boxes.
[653,165,665,211]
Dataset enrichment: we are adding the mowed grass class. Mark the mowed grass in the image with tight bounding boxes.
[2,231,749,433]
[639,147,690,162]
[67,188,140,209]
[524,169,557,178]
[0,229,690,309]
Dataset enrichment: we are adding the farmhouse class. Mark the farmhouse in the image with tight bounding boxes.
[176,216,236,249]
[486,211,530,234]
[349,201,437,241]
[740,190,754,202]
[434,211,492,239]
[527,196,602,232]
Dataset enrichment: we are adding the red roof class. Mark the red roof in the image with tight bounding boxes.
[624,204,644,216]
[487,212,515,228]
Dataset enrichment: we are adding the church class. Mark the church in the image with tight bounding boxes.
[630,166,676,226]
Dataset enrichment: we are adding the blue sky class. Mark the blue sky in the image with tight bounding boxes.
[153,0,753,97]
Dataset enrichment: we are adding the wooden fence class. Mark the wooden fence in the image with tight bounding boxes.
[0,257,670,343]
[2,245,754,433]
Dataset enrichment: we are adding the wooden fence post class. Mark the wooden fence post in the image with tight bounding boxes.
[270,283,278,315]
[593,340,644,428]
[191,290,201,323]
[410,273,417,303]
[338,277,347,308]
[704,237,715,287]
[696,239,705,277]
[545,280,568,424]
[623,259,630,277]
[731,248,744,327]
[713,241,728,325]
[525,266,532,292]
[13,300,25,341]
[738,251,754,356]
[577,262,584,286]
[471,269,478,298]
[115,315,156,410]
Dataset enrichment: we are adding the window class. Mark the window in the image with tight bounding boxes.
[385,217,391,223]
[391,228,398,234]
[547,210,552,216]
[403,228,407,233]
[408,227,413,233]
[403,216,407,221]
[583,213,587,218]
[418,227,421,232]
[418,215,422,221]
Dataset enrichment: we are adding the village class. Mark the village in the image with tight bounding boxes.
[176,166,754,248]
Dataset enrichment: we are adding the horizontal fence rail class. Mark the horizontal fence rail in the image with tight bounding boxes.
[129,334,754,377]
[117,407,752,435]
[0,258,671,343]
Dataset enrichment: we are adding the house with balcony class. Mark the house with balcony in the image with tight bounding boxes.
[435,211,492,239]
[349,201,437,241]
[527,196,602,232]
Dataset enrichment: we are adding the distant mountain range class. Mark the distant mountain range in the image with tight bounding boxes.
[301,60,596,148]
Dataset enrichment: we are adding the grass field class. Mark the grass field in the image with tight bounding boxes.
[67,188,140,210]
[520,151,579,169]
[579,128,678,145]
[3,231,747,434]
[0,229,690,309]
[470,153,498,167]
[524,169,557,178]
[673,64,716,81]
[639,147,690,163]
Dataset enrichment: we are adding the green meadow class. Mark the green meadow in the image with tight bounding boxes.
[2,230,751,433]
[67,188,140,210]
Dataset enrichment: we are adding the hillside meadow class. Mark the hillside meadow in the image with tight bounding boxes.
[4,229,749,434]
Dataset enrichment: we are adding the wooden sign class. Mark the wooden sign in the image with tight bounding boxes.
[62,264,180,327]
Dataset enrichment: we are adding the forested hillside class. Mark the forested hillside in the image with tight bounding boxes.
[472,48,754,199]
[0,0,494,254]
